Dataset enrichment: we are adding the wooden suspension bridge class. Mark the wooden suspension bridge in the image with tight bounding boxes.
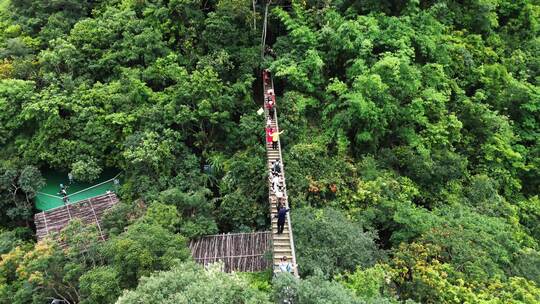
[263,69,299,277]
[33,69,299,276]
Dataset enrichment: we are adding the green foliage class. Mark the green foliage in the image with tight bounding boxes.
[272,272,362,304]
[512,248,540,286]
[240,270,273,293]
[0,227,31,255]
[285,140,358,208]
[0,220,103,304]
[388,242,540,304]
[116,262,272,304]
[79,266,121,304]
[423,205,521,281]
[0,216,194,304]
[0,0,539,302]
[293,207,381,277]
[518,196,540,242]
[158,188,218,238]
[0,164,44,227]
[70,156,102,182]
[337,264,394,301]
[100,200,146,237]
[143,202,180,232]
[102,222,191,288]
[217,189,267,232]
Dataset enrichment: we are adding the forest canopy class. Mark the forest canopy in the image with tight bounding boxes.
[0,0,539,303]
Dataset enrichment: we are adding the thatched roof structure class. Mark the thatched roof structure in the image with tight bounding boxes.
[34,193,119,241]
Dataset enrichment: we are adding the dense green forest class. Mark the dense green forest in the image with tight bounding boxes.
[0,0,539,303]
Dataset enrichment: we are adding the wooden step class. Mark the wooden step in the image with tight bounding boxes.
[274,249,293,255]
[273,241,291,247]
[273,253,293,258]
[273,257,293,262]
[274,248,292,252]
[273,236,291,242]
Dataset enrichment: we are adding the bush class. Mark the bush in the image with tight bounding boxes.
[292,207,381,277]
[116,262,272,304]
[79,266,121,304]
[273,272,362,304]
[102,222,190,288]
[100,200,146,237]
[70,157,102,182]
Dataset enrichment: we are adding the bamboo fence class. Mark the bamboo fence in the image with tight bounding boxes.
[189,231,273,272]
[34,193,120,241]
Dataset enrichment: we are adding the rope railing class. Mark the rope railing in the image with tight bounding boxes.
[189,231,272,272]
[65,173,120,198]
[36,173,121,200]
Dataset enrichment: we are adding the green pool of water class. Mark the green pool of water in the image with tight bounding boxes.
[35,169,120,211]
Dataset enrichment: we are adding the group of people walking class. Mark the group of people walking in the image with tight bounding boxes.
[263,73,285,151]
[263,69,296,275]
[271,160,289,234]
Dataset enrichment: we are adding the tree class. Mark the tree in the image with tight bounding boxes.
[272,272,363,304]
[79,266,121,304]
[337,264,396,301]
[100,200,147,237]
[388,242,540,304]
[158,188,219,238]
[102,222,190,288]
[69,157,102,183]
[142,202,181,232]
[0,227,32,255]
[116,262,272,304]
[292,207,381,277]
[517,196,540,242]
[0,236,88,304]
[0,164,44,227]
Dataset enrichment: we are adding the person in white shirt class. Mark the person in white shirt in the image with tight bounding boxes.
[276,256,295,273]
[272,175,281,192]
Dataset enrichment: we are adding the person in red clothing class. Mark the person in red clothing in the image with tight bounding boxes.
[266,127,274,144]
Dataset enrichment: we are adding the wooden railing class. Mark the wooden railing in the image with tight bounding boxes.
[189,231,272,272]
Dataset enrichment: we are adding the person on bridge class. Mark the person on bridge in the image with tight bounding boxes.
[274,205,290,234]
[272,174,281,192]
[266,127,273,145]
[272,160,282,175]
[276,187,284,202]
[263,69,271,85]
[265,94,275,119]
[276,256,294,273]
[272,129,284,150]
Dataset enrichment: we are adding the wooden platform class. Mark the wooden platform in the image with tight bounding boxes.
[34,193,120,241]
